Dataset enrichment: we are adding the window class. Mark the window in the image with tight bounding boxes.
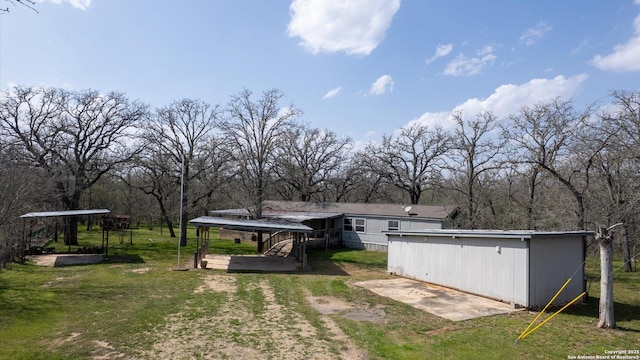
[388,220,399,231]
[344,218,366,232]
[343,218,353,232]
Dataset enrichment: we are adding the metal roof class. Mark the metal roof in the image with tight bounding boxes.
[210,209,343,222]
[189,216,312,233]
[263,201,456,220]
[385,229,594,239]
[209,208,251,217]
[20,209,111,218]
[267,212,343,222]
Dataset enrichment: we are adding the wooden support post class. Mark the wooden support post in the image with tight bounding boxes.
[257,231,264,253]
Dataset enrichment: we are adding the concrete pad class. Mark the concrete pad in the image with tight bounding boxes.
[203,254,231,270]
[354,278,520,321]
[203,254,298,273]
[31,254,103,267]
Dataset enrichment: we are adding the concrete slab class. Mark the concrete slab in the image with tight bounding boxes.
[203,254,231,270]
[30,254,103,267]
[203,254,298,273]
[354,278,520,321]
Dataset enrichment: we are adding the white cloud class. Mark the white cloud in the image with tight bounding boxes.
[520,22,552,46]
[39,0,92,10]
[322,86,342,100]
[426,43,453,64]
[287,0,401,56]
[443,46,496,77]
[368,75,394,95]
[591,14,640,72]
[405,74,589,131]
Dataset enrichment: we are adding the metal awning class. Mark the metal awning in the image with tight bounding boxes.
[189,216,312,233]
[20,209,111,218]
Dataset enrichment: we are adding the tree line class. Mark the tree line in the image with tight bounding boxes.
[0,85,638,272]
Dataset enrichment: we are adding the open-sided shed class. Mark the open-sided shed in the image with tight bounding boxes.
[19,209,112,257]
[189,216,313,269]
[386,229,593,309]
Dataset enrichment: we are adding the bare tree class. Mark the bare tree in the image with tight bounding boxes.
[449,111,503,229]
[368,124,451,205]
[0,86,147,245]
[220,88,300,219]
[503,100,600,230]
[0,143,46,266]
[140,99,221,245]
[325,150,397,203]
[594,90,640,272]
[503,105,550,229]
[274,125,351,201]
[127,152,179,238]
[1,0,37,13]
[220,88,300,253]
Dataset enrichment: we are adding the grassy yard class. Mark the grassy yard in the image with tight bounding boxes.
[0,228,638,359]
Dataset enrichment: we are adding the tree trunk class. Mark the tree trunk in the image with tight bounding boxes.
[180,165,188,247]
[597,226,616,329]
[64,216,79,246]
[152,193,175,238]
[158,200,175,238]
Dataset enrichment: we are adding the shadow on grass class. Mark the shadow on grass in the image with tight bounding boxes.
[562,296,640,332]
[104,254,145,264]
[306,257,351,276]
[304,247,387,277]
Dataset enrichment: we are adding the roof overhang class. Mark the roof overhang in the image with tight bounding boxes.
[190,216,312,233]
[20,209,111,219]
[384,229,594,239]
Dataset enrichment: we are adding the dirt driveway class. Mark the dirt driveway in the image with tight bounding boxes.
[133,273,370,360]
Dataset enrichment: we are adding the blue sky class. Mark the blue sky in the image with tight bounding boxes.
[2,0,640,147]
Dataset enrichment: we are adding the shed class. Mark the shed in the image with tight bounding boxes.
[189,216,313,268]
[386,229,592,308]
[19,209,112,257]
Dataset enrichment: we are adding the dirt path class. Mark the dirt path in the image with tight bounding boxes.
[128,274,368,360]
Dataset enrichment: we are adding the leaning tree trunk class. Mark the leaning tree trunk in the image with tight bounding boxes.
[158,201,176,238]
[596,226,616,329]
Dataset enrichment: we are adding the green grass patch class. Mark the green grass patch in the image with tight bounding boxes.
[310,248,387,268]
[208,238,258,255]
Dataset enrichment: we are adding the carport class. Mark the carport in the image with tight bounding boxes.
[189,216,313,271]
[19,209,112,260]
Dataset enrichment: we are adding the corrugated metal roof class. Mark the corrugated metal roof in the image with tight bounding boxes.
[264,201,455,220]
[189,216,312,233]
[267,212,343,222]
[20,209,111,218]
[385,229,594,239]
[209,208,251,217]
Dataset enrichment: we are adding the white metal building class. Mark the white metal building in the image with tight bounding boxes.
[386,229,592,308]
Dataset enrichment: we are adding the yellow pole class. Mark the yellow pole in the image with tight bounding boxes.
[519,291,586,340]
[517,278,572,341]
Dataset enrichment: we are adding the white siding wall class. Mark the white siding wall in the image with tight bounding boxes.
[388,235,529,306]
[529,235,585,307]
[342,216,442,250]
